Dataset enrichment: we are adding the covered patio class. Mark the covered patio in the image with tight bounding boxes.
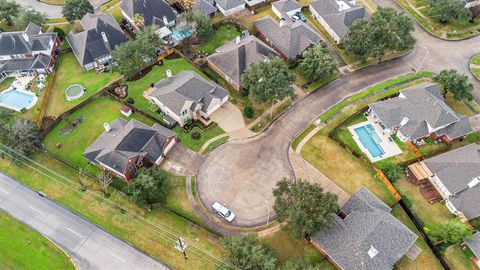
[407,162,443,203]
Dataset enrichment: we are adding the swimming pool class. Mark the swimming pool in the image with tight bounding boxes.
[0,88,37,111]
[354,124,385,158]
[171,29,193,41]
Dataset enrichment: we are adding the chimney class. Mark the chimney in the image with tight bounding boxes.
[103,122,111,132]
[22,32,29,42]
[101,32,108,43]
[279,19,285,27]
[235,36,241,44]
[166,69,172,77]
[163,15,169,26]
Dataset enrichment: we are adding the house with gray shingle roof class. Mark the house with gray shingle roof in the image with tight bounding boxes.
[215,0,246,15]
[83,119,177,181]
[194,0,217,17]
[144,70,229,127]
[272,0,302,21]
[309,0,368,44]
[408,144,480,221]
[312,187,419,270]
[0,23,60,78]
[206,35,278,91]
[465,232,480,267]
[66,13,128,71]
[121,0,177,38]
[253,16,324,61]
[368,83,473,143]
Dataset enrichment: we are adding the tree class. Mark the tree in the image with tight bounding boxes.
[3,118,39,158]
[62,0,93,23]
[242,56,296,104]
[280,258,323,270]
[14,8,47,29]
[273,179,339,240]
[0,0,19,26]
[222,234,277,270]
[382,163,403,182]
[177,11,214,42]
[344,7,415,58]
[426,219,473,245]
[429,0,471,23]
[177,0,196,10]
[126,166,169,207]
[98,171,113,197]
[112,26,161,80]
[434,69,474,101]
[299,44,338,81]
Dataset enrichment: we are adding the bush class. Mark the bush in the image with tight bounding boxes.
[240,88,249,97]
[191,131,201,140]
[53,27,66,40]
[383,163,403,182]
[243,105,254,119]
[126,97,134,104]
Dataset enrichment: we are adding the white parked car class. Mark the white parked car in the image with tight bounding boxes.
[212,202,235,222]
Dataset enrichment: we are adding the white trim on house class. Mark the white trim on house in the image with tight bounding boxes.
[217,3,246,16]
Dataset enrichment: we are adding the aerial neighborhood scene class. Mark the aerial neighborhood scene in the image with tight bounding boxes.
[2,0,480,268]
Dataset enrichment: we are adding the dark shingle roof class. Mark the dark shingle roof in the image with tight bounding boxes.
[466,232,480,259]
[312,187,418,270]
[424,143,480,220]
[0,23,57,56]
[120,0,176,27]
[310,0,368,40]
[66,13,128,66]
[369,83,469,140]
[83,119,175,176]
[146,70,228,115]
[207,35,278,86]
[254,16,323,59]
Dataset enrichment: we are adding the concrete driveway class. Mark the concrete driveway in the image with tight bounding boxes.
[209,102,245,133]
[161,144,204,176]
[469,114,480,131]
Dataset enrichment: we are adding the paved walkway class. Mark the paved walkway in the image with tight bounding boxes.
[294,125,321,154]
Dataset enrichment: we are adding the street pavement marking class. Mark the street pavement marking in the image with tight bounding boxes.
[65,226,84,238]
[108,251,127,264]
[28,205,46,216]
[0,187,8,194]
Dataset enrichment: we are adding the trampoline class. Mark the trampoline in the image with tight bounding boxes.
[65,84,85,101]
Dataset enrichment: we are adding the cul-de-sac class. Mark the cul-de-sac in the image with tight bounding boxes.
[1,0,480,269]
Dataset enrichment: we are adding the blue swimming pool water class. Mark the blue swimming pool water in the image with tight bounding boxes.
[171,29,193,41]
[0,89,35,110]
[354,124,385,158]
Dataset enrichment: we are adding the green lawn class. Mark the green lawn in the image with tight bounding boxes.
[202,136,229,154]
[471,55,480,65]
[125,58,207,123]
[45,52,122,118]
[0,211,75,270]
[163,174,204,225]
[174,125,225,152]
[0,77,14,91]
[444,245,477,270]
[470,55,480,80]
[43,97,155,176]
[198,25,240,54]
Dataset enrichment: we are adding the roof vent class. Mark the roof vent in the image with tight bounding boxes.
[367,246,379,259]
[235,36,241,44]
[279,18,285,27]
[104,122,111,132]
[101,31,108,43]
[166,69,172,77]
[163,15,169,25]
[468,176,480,189]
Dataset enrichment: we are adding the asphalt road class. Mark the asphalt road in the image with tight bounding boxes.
[0,173,169,270]
[196,0,480,227]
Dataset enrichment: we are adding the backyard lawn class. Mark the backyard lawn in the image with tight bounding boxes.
[45,52,122,118]
[0,210,75,270]
[198,25,240,54]
[43,97,155,175]
[0,77,14,91]
[444,245,477,270]
[125,57,206,123]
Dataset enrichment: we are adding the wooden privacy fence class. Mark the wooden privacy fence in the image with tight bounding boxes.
[373,168,402,201]
[406,140,424,160]
[36,63,58,126]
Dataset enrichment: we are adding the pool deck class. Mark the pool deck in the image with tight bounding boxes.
[0,75,38,112]
[348,116,402,162]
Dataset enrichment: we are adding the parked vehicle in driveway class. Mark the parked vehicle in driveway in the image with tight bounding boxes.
[292,11,306,22]
[212,202,235,222]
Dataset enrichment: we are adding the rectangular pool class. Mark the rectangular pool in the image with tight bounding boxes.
[354,124,385,158]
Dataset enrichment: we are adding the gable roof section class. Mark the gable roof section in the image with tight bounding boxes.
[369,83,467,140]
[312,187,418,270]
[83,119,175,176]
[466,232,480,259]
[120,0,176,27]
[194,0,217,16]
[254,16,323,59]
[66,13,128,66]
[272,0,301,17]
[215,0,245,10]
[0,23,57,56]
[424,143,480,219]
[146,71,229,115]
[310,0,368,40]
[207,35,278,86]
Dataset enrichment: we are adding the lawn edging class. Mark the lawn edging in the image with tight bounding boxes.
[470,54,480,81]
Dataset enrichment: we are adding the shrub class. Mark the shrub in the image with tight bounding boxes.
[53,27,66,40]
[191,131,201,140]
[383,163,403,182]
[126,97,134,104]
[243,105,254,119]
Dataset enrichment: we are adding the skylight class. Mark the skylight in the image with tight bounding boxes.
[368,246,379,259]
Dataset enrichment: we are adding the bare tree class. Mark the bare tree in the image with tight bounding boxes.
[98,171,113,197]
[78,168,88,191]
